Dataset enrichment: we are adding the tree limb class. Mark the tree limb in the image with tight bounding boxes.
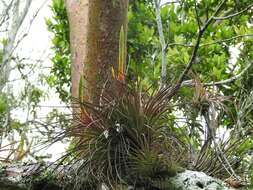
[175,0,227,87]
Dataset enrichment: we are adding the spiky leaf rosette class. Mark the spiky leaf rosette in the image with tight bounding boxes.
[62,82,188,189]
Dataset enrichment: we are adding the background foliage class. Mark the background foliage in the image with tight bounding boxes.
[0,0,253,188]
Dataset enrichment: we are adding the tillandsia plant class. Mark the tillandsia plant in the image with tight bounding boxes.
[51,22,188,189]
[179,77,253,182]
[56,80,189,190]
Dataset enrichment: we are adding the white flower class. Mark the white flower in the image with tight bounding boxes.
[103,130,109,138]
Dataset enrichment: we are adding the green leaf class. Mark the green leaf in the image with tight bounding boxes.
[118,25,126,80]
[79,76,84,103]
[0,97,7,114]
[212,66,221,80]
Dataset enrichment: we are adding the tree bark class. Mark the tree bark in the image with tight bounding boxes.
[65,0,128,104]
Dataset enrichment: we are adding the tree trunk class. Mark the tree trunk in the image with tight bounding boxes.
[65,0,128,105]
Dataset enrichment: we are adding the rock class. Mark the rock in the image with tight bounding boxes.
[170,170,235,190]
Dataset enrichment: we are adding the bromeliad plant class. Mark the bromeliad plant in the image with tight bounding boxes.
[60,81,188,190]
[51,25,189,189]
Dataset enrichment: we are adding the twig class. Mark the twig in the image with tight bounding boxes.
[194,0,202,29]
[213,3,253,20]
[166,42,194,48]
[204,62,252,86]
[0,0,32,91]
[165,34,253,50]
[160,1,179,7]
[0,0,14,28]
[182,61,252,87]
[200,34,253,47]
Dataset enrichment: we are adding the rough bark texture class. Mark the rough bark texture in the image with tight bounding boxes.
[65,0,128,103]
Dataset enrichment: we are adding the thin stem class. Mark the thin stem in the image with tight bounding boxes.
[213,3,253,20]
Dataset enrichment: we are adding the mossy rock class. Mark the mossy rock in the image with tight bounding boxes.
[169,170,235,190]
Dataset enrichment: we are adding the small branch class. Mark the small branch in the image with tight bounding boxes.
[200,34,253,47]
[0,0,14,28]
[0,0,7,6]
[176,30,202,86]
[0,0,32,92]
[194,0,202,29]
[165,34,253,50]
[175,0,202,86]
[181,61,252,87]
[204,62,252,86]
[165,42,194,49]
[213,3,253,20]
[160,1,179,7]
